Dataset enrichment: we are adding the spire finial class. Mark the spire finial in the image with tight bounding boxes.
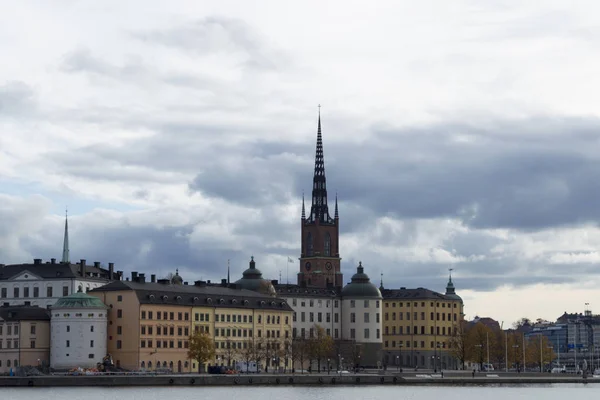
[61,207,70,264]
[380,272,384,289]
[301,191,306,219]
[449,268,454,282]
[334,192,339,219]
[227,259,230,284]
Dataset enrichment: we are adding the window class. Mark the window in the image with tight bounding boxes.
[334,313,339,323]
[364,300,369,308]
[170,312,174,320]
[351,313,356,323]
[89,354,95,359]
[306,232,314,256]
[117,295,123,302]
[66,326,70,333]
[90,340,94,348]
[148,311,153,319]
[364,313,369,323]
[364,329,370,339]
[66,340,70,347]
[24,287,29,298]
[324,233,331,256]
[0,288,6,298]
[33,287,39,298]
[141,311,146,319]
[31,340,36,348]
[178,312,182,321]
[117,340,122,349]
[47,287,53,297]
[14,287,19,298]
[117,309,123,318]
[310,312,314,322]
[350,329,356,339]
[63,286,68,296]
[376,313,380,323]
[14,326,18,335]
[117,326,122,335]
[141,326,146,335]
[90,326,94,332]
[30,325,36,335]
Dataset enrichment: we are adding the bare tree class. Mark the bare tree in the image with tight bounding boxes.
[449,320,470,370]
[239,339,257,373]
[292,337,309,373]
[281,337,293,373]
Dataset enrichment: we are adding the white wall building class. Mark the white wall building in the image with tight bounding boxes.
[0,259,120,309]
[50,289,108,370]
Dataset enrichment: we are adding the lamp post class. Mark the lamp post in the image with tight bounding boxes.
[512,345,519,372]
[399,342,403,372]
[475,344,483,370]
[327,358,330,375]
[396,355,400,372]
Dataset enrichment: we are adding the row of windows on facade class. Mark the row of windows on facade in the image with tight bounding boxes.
[305,232,332,256]
[61,325,96,333]
[139,340,189,349]
[292,327,380,340]
[0,286,69,299]
[384,340,450,349]
[384,312,459,322]
[384,301,459,309]
[384,325,458,336]
[140,310,288,325]
[54,313,102,318]
[140,325,189,336]
[64,339,95,348]
[292,299,339,308]
[0,359,18,368]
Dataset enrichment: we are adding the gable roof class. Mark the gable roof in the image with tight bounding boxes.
[0,260,114,282]
[0,305,50,321]
[90,280,294,312]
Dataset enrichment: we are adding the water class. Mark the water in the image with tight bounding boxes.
[1,385,598,400]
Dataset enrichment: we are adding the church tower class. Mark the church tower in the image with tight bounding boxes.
[298,110,342,288]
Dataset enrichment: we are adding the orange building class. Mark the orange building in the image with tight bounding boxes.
[90,271,293,372]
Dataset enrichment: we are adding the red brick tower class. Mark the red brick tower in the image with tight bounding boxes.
[298,110,342,288]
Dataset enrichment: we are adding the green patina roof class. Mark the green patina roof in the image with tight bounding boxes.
[52,291,108,309]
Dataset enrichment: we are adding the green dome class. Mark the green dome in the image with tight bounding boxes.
[445,274,462,302]
[341,262,381,299]
[52,290,108,309]
[235,256,276,297]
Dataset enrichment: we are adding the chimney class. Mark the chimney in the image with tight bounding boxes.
[131,271,138,282]
[108,263,114,280]
[33,259,42,265]
[157,279,170,285]
[207,280,211,284]
[50,258,56,264]
[94,261,100,267]
[194,280,206,287]
[79,260,85,278]
[221,279,227,287]
[150,274,156,283]
[117,271,123,281]
[138,273,146,283]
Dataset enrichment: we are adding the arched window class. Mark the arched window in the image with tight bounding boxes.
[141,361,145,369]
[169,361,174,371]
[306,233,314,256]
[7,360,10,367]
[324,233,331,256]
[163,361,167,368]
[148,361,153,369]
[14,360,18,367]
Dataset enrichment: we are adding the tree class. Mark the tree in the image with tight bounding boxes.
[466,322,497,370]
[526,334,555,372]
[188,331,216,373]
[239,339,257,373]
[307,325,334,372]
[292,337,309,373]
[222,336,239,367]
[449,320,470,370]
[513,317,532,330]
[281,337,293,372]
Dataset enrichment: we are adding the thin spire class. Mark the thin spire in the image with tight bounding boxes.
[227,259,230,284]
[334,192,339,219]
[61,207,70,264]
[301,191,306,219]
[309,104,331,223]
[379,272,384,290]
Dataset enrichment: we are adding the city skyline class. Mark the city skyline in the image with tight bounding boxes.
[2,1,600,325]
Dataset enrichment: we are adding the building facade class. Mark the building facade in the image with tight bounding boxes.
[50,289,108,370]
[89,271,293,372]
[380,275,464,370]
[0,305,50,373]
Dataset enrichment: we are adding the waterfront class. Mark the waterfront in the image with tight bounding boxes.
[2,385,600,400]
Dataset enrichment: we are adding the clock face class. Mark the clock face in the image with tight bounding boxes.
[305,262,311,271]
[326,262,333,270]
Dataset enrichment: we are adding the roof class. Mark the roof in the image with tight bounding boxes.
[341,263,381,299]
[381,287,458,301]
[0,305,50,321]
[275,283,341,298]
[0,260,114,282]
[52,290,108,309]
[234,257,276,297]
[90,280,293,312]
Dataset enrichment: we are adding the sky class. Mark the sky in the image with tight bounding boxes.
[1,0,600,326]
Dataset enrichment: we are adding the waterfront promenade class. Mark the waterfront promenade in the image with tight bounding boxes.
[0,370,598,387]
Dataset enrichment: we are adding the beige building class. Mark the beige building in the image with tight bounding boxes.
[89,271,293,372]
[381,275,464,370]
[0,306,50,373]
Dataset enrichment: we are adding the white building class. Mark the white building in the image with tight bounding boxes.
[50,289,108,370]
[0,215,120,309]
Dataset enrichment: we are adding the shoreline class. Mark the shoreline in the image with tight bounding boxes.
[0,372,598,387]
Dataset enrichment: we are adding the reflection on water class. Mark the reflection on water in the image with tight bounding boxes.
[2,384,600,400]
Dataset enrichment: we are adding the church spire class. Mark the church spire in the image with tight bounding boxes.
[309,105,331,223]
[334,192,339,219]
[301,191,306,219]
[61,207,70,264]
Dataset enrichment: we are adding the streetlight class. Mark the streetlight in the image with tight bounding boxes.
[396,355,400,372]
[512,345,519,372]
[399,342,404,372]
[475,344,483,370]
[327,358,330,375]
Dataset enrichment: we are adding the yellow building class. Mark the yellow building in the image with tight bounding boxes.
[381,275,464,370]
[0,306,50,373]
[90,271,293,372]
